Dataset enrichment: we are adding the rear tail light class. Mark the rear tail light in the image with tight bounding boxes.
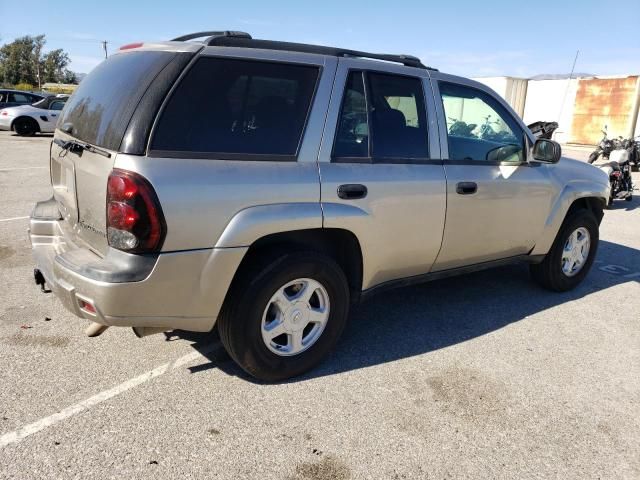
[106,169,166,253]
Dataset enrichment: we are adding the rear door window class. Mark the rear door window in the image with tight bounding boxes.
[332,71,429,162]
[59,51,177,151]
[150,57,319,159]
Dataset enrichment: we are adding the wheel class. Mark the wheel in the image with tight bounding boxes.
[530,209,599,292]
[588,151,600,164]
[13,117,38,136]
[217,250,350,381]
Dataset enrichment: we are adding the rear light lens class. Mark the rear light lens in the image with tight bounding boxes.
[106,169,165,253]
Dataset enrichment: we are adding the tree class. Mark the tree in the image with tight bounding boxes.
[0,36,40,85]
[62,69,77,84]
[0,35,75,86]
[33,35,45,89]
[42,49,70,83]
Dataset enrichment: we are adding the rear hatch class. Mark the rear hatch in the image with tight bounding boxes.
[50,48,188,255]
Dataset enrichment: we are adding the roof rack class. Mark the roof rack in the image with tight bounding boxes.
[171,31,436,70]
[171,31,252,43]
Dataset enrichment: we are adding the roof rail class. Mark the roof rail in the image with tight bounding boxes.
[170,32,436,70]
[171,31,252,43]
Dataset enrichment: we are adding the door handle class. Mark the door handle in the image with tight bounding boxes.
[337,184,368,200]
[456,181,477,195]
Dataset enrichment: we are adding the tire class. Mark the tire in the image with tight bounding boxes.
[588,151,600,164]
[13,117,38,136]
[217,250,350,382]
[530,209,599,292]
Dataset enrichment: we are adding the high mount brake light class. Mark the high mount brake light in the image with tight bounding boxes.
[119,42,144,50]
[106,169,165,253]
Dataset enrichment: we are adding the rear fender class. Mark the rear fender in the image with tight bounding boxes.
[215,203,323,248]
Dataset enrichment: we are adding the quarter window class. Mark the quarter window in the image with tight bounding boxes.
[151,58,319,158]
[439,82,524,163]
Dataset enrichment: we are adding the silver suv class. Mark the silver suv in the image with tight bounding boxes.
[30,31,609,381]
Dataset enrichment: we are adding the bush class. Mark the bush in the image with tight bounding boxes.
[13,83,35,92]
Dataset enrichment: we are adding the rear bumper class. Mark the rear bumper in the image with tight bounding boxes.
[30,198,247,332]
[0,116,12,130]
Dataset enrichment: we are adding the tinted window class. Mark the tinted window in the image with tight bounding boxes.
[332,72,429,162]
[368,73,428,160]
[151,58,319,158]
[59,51,177,150]
[439,82,524,163]
[333,72,369,158]
[9,93,31,103]
[50,100,66,111]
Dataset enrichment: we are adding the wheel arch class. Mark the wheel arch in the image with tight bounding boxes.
[226,228,364,303]
[11,115,41,133]
[531,186,607,256]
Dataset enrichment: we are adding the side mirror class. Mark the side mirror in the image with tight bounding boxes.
[532,138,561,163]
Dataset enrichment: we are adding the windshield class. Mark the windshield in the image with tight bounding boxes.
[32,98,50,109]
[58,51,176,150]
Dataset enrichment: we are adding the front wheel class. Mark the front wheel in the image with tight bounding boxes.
[588,150,600,164]
[530,209,599,292]
[217,251,350,382]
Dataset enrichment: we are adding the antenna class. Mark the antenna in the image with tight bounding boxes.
[101,40,108,59]
[558,50,579,124]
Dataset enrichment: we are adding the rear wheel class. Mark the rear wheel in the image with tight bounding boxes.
[13,117,38,136]
[530,209,599,292]
[217,250,350,382]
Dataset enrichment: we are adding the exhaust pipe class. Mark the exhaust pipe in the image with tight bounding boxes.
[85,322,109,337]
[132,326,168,338]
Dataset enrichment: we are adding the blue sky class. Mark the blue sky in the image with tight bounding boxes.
[1,0,639,77]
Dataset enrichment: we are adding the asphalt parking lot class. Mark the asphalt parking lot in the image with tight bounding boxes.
[0,130,638,479]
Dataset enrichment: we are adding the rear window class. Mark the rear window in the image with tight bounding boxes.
[150,57,319,159]
[59,51,176,151]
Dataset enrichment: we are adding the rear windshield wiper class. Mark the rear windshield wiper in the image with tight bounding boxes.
[53,138,111,158]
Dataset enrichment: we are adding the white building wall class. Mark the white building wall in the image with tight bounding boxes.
[472,77,528,117]
[523,79,579,144]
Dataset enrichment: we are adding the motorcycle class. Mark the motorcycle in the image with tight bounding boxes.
[623,135,640,172]
[588,126,617,164]
[448,117,477,137]
[591,147,634,207]
[479,115,516,143]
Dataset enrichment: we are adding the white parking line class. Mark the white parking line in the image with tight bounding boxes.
[0,344,217,449]
[0,167,47,171]
[0,216,29,223]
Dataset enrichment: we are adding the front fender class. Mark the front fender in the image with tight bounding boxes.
[530,180,608,255]
[215,203,323,248]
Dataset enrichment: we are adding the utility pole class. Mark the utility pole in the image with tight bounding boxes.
[101,40,108,59]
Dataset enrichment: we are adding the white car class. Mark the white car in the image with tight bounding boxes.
[0,95,68,136]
